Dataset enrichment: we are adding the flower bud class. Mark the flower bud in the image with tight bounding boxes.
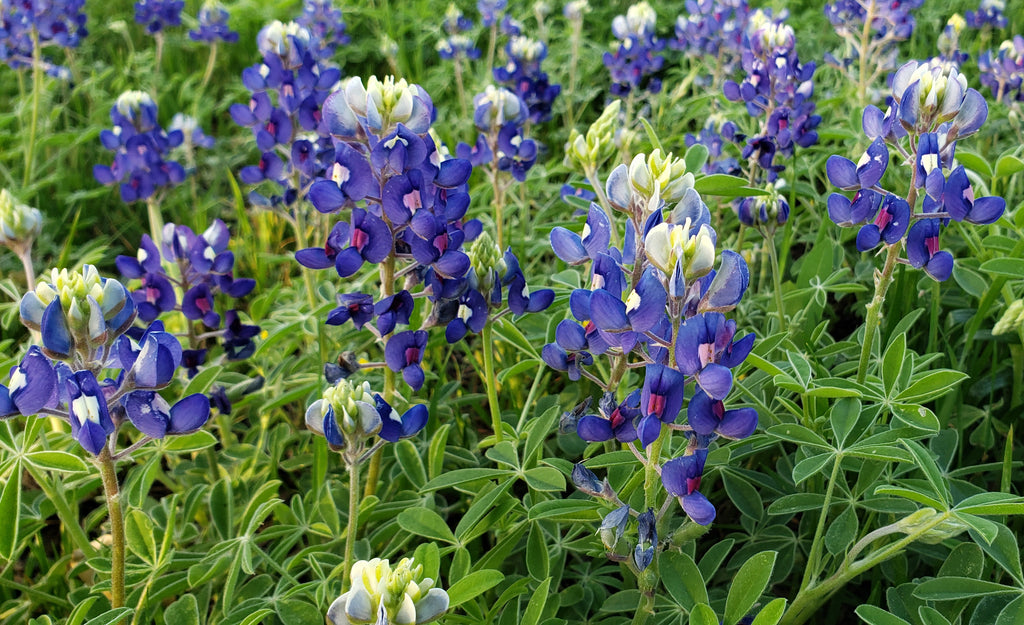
[993,300,1024,335]
[611,1,656,40]
[473,85,525,131]
[468,231,507,295]
[256,20,311,67]
[645,221,715,281]
[0,189,42,251]
[563,0,589,22]
[327,557,449,625]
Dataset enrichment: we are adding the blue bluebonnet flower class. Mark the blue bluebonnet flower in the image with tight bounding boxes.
[94,91,186,203]
[662,449,715,525]
[494,36,561,124]
[169,113,215,150]
[978,37,1024,103]
[824,0,922,77]
[671,0,751,78]
[478,0,507,28]
[0,0,87,79]
[634,508,656,571]
[231,20,341,209]
[576,390,641,443]
[723,14,820,181]
[134,0,184,34]
[385,330,428,390]
[688,389,757,441]
[604,1,666,97]
[965,0,1007,29]
[828,59,1001,281]
[189,1,239,44]
[297,0,350,60]
[438,4,480,61]
[306,378,428,462]
[116,220,259,369]
[3,269,209,455]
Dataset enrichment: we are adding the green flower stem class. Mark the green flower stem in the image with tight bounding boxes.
[485,23,498,80]
[364,254,397,497]
[856,243,901,385]
[855,1,876,107]
[799,454,842,593]
[454,58,468,121]
[764,231,787,333]
[481,319,504,443]
[153,33,164,97]
[23,28,42,189]
[97,447,126,613]
[342,459,361,592]
[630,586,656,625]
[565,20,582,129]
[146,197,165,255]
[782,510,953,625]
[16,247,36,291]
[25,464,95,558]
[200,42,218,90]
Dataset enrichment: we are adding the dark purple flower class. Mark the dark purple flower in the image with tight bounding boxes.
[662,449,715,525]
[122,390,210,438]
[826,138,888,191]
[384,330,428,390]
[189,2,239,44]
[636,364,685,447]
[134,0,184,34]
[327,293,374,329]
[944,166,1005,224]
[906,219,954,281]
[2,347,57,417]
[675,313,754,400]
[66,370,115,455]
[688,389,757,440]
[550,204,612,265]
[374,291,415,335]
[577,390,641,443]
[375,395,428,442]
[855,193,910,251]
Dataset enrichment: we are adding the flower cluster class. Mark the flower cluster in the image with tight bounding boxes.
[827,60,1002,281]
[549,148,757,532]
[723,12,820,182]
[94,91,186,203]
[437,3,480,61]
[0,0,87,79]
[297,0,350,61]
[604,1,666,97]
[2,266,210,455]
[978,36,1024,104]
[306,378,428,465]
[478,0,507,28]
[458,85,538,181]
[297,75,549,390]
[115,220,259,374]
[494,35,561,124]
[188,1,239,44]
[823,0,922,81]
[134,0,184,35]
[326,557,448,625]
[671,0,751,78]
[231,20,341,208]
[965,0,1008,30]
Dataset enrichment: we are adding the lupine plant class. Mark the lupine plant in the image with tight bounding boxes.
[6,3,1024,625]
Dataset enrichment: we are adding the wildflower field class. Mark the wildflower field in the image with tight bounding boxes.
[3,0,1024,624]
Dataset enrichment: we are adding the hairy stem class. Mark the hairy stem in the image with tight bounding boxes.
[342,459,361,592]
[97,448,125,614]
[856,244,901,384]
[23,29,42,189]
[481,320,504,442]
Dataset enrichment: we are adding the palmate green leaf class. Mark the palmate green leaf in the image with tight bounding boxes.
[521,577,552,625]
[0,458,21,561]
[890,404,940,432]
[980,258,1024,278]
[164,594,200,625]
[995,154,1024,178]
[824,505,858,556]
[766,424,833,450]
[421,468,512,492]
[660,551,708,611]
[970,522,1024,586]
[767,493,828,515]
[793,452,835,485]
[855,605,913,625]
[996,594,1024,625]
[24,450,89,472]
[125,509,157,566]
[397,507,457,544]
[690,603,719,625]
[873,486,945,510]
[830,397,861,448]
[882,333,906,397]
[83,609,134,625]
[275,599,322,625]
[722,471,763,521]
[447,569,505,607]
[954,151,993,178]
[895,370,968,403]
[918,606,952,625]
[526,523,549,581]
[455,479,514,542]
[394,439,427,489]
[955,492,1024,516]
[527,499,600,522]
[524,466,566,491]
[846,444,913,463]
[900,439,951,508]
[751,598,787,625]
[955,512,1000,545]
[724,551,777,625]
[694,174,767,197]
[912,577,1020,601]
[183,364,223,396]
[161,430,218,453]
[685,143,710,173]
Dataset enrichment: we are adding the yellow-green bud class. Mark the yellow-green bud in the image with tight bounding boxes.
[328,557,449,625]
[0,189,42,249]
[468,231,506,294]
[993,300,1024,335]
[628,150,692,215]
